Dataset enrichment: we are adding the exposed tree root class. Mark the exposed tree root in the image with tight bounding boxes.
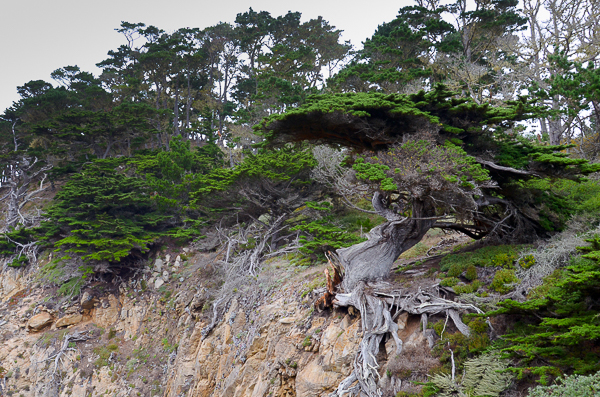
[329,282,483,397]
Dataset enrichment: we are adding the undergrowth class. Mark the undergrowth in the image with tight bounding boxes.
[487,235,600,384]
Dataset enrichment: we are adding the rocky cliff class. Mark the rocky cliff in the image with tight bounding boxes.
[0,249,438,397]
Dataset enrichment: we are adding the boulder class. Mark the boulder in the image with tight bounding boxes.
[154,259,164,272]
[80,291,98,310]
[27,312,53,331]
[154,278,165,289]
[55,314,83,328]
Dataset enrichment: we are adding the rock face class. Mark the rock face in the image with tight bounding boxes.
[27,312,53,331]
[0,254,438,397]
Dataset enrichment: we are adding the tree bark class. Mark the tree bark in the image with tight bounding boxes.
[337,192,436,290]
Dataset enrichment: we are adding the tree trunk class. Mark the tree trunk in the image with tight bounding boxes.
[338,192,436,290]
[173,74,180,136]
[326,192,483,397]
[185,72,191,135]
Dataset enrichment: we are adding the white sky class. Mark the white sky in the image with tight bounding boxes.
[0,0,408,112]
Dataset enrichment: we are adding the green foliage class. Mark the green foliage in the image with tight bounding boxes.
[527,371,600,397]
[93,344,119,368]
[257,84,540,151]
[490,269,518,293]
[432,317,491,375]
[1,139,224,275]
[530,178,600,224]
[290,202,366,263]
[302,336,312,347]
[519,254,536,270]
[440,277,460,287]
[347,139,495,222]
[161,338,178,353]
[400,241,429,259]
[0,227,42,266]
[335,210,385,234]
[191,146,316,207]
[465,265,478,281]
[440,245,523,272]
[488,235,600,381]
[446,263,464,278]
[291,218,366,262]
[453,280,482,295]
[429,353,512,397]
[257,85,599,242]
[44,158,167,262]
[57,277,85,297]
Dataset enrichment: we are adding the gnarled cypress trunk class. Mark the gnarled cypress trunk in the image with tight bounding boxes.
[329,192,481,396]
[338,192,436,290]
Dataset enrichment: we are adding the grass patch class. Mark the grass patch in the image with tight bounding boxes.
[399,242,429,259]
[93,344,119,368]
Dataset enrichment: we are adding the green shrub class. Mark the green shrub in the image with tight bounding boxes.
[453,280,482,294]
[465,265,478,281]
[527,371,600,397]
[519,254,536,269]
[446,263,463,278]
[440,277,459,287]
[487,235,600,381]
[490,269,518,293]
[440,245,523,272]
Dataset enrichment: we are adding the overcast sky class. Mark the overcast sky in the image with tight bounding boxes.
[0,0,408,112]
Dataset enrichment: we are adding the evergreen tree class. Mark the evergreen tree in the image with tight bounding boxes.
[256,84,599,288]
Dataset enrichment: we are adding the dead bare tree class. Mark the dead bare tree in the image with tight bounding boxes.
[1,156,52,232]
[202,216,302,338]
[32,331,89,397]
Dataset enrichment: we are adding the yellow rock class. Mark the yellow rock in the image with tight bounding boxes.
[27,312,53,331]
[55,314,83,328]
